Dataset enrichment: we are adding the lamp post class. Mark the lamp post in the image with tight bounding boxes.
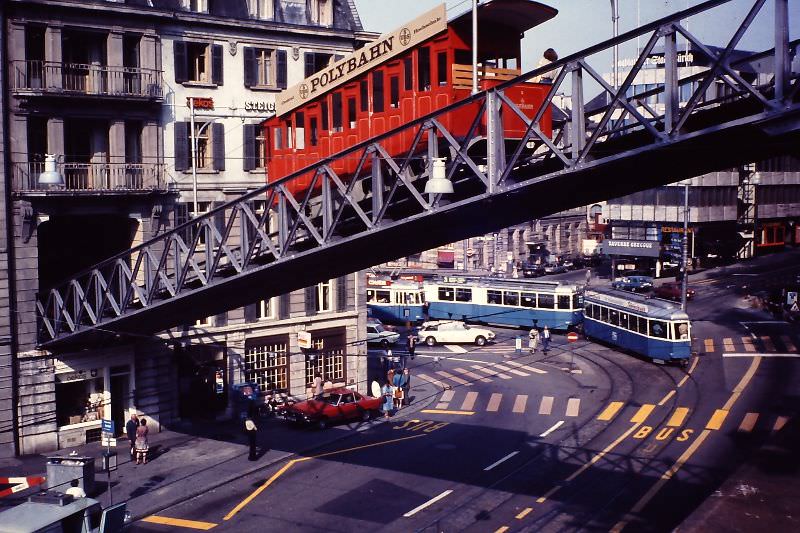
[38,154,64,187]
[188,97,221,218]
[681,181,690,311]
[472,0,479,95]
[610,0,620,91]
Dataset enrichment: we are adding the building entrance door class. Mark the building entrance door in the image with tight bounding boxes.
[109,370,130,437]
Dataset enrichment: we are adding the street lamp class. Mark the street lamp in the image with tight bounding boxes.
[38,154,64,186]
[424,157,453,194]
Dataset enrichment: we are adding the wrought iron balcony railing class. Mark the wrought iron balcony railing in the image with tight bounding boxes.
[11,60,163,99]
[12,161,166,193]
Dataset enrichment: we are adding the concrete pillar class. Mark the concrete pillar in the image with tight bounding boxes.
[107,31,124,93]
[44,26,62,90]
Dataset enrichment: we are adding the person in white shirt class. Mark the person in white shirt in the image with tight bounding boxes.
[65,479,86,498]
[533,48,559,83]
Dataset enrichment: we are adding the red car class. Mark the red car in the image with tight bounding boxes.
[654,282,695,301]
[278,388,381,429]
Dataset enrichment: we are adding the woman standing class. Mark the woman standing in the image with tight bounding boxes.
[529,328,540,353]
[381,379,394,419]
[392,370,404,410]
[135,418,149,465]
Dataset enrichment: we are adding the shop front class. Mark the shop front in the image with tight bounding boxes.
[601,238,661,278]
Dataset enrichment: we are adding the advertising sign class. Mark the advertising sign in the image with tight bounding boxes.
[298,331,312,349]
[601,239,660,258]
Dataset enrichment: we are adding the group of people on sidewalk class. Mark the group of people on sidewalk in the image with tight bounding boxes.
[125,413,150,465]
[382,367,411,419]
[528,325,551,353]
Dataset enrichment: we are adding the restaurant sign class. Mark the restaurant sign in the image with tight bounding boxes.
[601,239,660,257]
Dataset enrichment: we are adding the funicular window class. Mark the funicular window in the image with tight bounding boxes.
[273,126,283,149]
[321,100,329,130]
[538,294,555,309]
[487,290,502,305]
[332,92,343,131]
[521,292,536,308]
[503,291,519,306]
[404,56,413,90]
[366,289,375,302]
[310,117,318,146]
[360,80,369,112]
[390,76,399,108]
[372,70,385,112]
[375,289,390,303]
[674,322,690,340]
[455,288,472,302]
[294,112,305,149]
[347,97,356,128]
[600,306,609,322]
[609,309,620,326]
[649,320,667,339]
[418,47,431,91]
[558,295,570,310]
[438,287,454,301]
[284,120,293,148]
[437,51,448,86]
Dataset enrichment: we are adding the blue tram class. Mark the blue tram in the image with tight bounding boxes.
[582,288,692,362]
[423,276,582,330]
[366,277,426,324]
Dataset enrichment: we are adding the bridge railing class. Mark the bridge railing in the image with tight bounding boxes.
[36,0,798,344]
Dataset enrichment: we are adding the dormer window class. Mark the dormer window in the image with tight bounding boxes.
[308,0,333,26]
[183,0,208,13]
[250,0,275,20]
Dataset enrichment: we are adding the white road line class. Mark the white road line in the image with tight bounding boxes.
[512,395,528,413]
[416,354,493,364]
[453,367,493,383]
[539,396,554,415]
[403,490,454,517]
[722,353,800,358]
[539,420,564,437]
[416,373,450,391]
[494,363,529,377]
[483,451,520,471]
[505,360,548,374]
[471,365,512,380]
[445,345,468,353]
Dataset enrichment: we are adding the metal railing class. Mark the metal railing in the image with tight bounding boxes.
[36,0,799,345]
[11,60,163,99]
[13,161,166,192]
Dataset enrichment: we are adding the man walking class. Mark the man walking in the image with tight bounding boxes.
[244,416,258,461]
[125,413,139,460]
[542,326,551,352]
[406,331,416,360]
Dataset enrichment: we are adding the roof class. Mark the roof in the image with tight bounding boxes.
[450,0,557,37]
[585,288,690,320]
[0,498,101,533]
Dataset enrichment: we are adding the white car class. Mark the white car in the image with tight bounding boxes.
[416,321,496,346]
[366,324,400,348]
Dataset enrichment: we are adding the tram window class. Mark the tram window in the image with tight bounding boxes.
[390,76,399,108]
[620,312,629,330]
[366,289,375,302]
[273,127,282,150]
[584,304,592,318]
[418,47,431,91]
[405,292,419,304]
[628,315,639,333]
[600,306,609,322]
[609,310,620,326]
[521,292,536,308]
[487,290,502,305]
[375,290,390,303]
[503,291,519,306]
[538,294,554,309]
[674,322,690,340]
[321,100,329,130]
[372,70,385,113]
[437,51,448,86]
[310,117,318,146]
[438,287,454,301]
[558,295,570,310]
[347,97,356,128]
[295,112,305,149]
[332,92,343,131]
[404,57,413,90]
[650,320,667,339]
[456,288,472,302]
[637,316,648,333]
[573,294,580,310]
[360,80,369,112]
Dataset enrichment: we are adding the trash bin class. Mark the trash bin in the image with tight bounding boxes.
[46,456,95,496]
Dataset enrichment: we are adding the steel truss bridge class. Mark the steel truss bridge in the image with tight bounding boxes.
[38,0,800,347]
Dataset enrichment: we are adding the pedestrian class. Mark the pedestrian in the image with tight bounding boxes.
[392,369,404,410]
[313,372,323,400]
[542,326,551,352]
[533,48,558,83]
[65,479,86,499]
[528,328,540,353]
[125,413,139,460]
[381,379,394,419]
[585,268,592,287]
[135,418,149,465]
[401,368,411,406]
[406,332,416,360]
[244,416,258,461]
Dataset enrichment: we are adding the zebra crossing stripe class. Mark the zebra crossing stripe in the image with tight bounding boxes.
[417,373,449,391]
[487,393,502,412]
[773,416,789,432]
[436,389,455,410]
[493,363,528,377]
[597,401,624,421]
[781,335,797,352]
[453,367,492,383]
[667,407,689,427]
[539,396,554,415]
[738,412,759,432]
[513,395,528,413]
[471,365,512,380]
[704,339,715,353]
[742,337,756,352]
[566,398,580,417]
[461,391,479,411]
[760,336,776,352]
[505,360,547,374]
[436,370,472,386]
[445,345,469,353]
[723,337,735,351]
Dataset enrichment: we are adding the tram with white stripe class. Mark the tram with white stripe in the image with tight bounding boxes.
[366,276,426,323]
[582,288,691,363]
[423,276,582,330]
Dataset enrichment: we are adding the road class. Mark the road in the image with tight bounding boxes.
[133,252,800,532]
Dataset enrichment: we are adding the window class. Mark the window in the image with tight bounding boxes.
[174,121,225,171]
[256,49,273,86]
[438,287,454,301]
[331,93,343,131]
[674,322,690,340]
[404,56,414,90]
[437,51,448,86]
[609,309,619,327]
[371,290,390,303]
[245,341,289,392]
[243,123,267,171]
[538,294,554,309]
[316,280,332,312]
[305,338,345,386]
[308,0,334,26]
[418,47,431,91]
[600,306,609,322]
[390,76,399,108]
[244,47,286,89]
[360,80,369,112]
[258,297,275,320]
[303,51,333,77]
[503,291,519,306]
[455,288,472,302]
[558,295,571,310]
[56,375,105,427]
[650,320,667,339]
[487,290,502,305]
[273,126,283,150]
[184,0,207,12]
[295,112,305,149]
[321,100,329,131]
[585,303,594,319]
[310,117,318,146]
[173,41,223,85]
[372,71,385,113]
[347,97,356,128]
[250,0,274,19]
[620,312,630,330]
[521,292,536,308]
[192,122,210,169]
[573,294,581,310]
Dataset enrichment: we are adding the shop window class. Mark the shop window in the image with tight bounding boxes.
[305,338,344,386]
[438,287,454,301]
[245,341,288,392]
[56,376,105,427]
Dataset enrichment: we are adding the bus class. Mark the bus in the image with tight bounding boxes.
[582,288,691,363]
[366,276,425,324]
[423,276,582,330]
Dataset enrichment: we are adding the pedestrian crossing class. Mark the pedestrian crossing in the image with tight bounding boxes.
[702,333,800,354]
[420,389,584,418]
[414,359,547,390]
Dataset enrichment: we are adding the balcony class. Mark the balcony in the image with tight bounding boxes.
[11,60,163,100]
[12,161,167,195]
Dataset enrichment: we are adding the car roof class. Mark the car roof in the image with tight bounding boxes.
[325,387,358,395]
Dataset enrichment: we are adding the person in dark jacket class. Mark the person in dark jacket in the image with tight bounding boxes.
[245,416,258,461]
[125,413,139,460]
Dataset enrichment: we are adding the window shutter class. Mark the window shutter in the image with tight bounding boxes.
[243,123,256,171]
[336,276,347,312]
[211,44,224,85]
[304,52,315,78]
[279,293,290,319]
[174,122,190,171]
[243,47,257,88]
[305,286,317,316]
[276,49,287,89]
[212,122,225,171]
[244,303,258,323]
[174,41,188,83]
[215,311,228,328]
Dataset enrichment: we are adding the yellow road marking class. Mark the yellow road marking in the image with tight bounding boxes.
[598,402,625,421]
[513,395,528,413]
[494,527,509,533]
[704,338,715,353]
[781,335,797,352]
[760,336,776,352]
[723,337,735,351]
[706,409,729,430]
[630,404,655,424]
[677,355,699,388]
[613,356,762,531]
[774,416,789,432]
[454,367,492,383]
[658,390,675,406]
[566,398,580,417]
[738,412,759,432]
[667,407,689,427]
[224,434,425,521]
[487,393,502,412]
[141,516,217,530]
[516,507,533,519]
[460,391,479,411]
[742,336,756,352]
[420,409,475,415]
[538,396,553,415]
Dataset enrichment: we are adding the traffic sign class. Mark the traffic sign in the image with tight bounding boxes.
[101,419,114,434]
[567,332,579,343]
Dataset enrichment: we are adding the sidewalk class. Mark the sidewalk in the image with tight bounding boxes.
[0,390,437,520]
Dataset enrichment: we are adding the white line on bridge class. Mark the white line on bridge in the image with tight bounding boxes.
[403,489,454,517]
[539,420,565,437]
[483,451,520,471]
[722,353,800,358]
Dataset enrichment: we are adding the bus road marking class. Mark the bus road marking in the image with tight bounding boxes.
[706,409,729,430]
[403,489,454,517]
[667,407,689,427]
[598,401,625,421]
[539,420,564,437]
[141,517,217,530]
[483,451,519,471]
[630,404,655,424]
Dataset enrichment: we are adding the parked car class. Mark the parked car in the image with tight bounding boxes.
[543,263,567,274]
[522,263,545,278]
[654,282,695,301]
[366,323,400,348]
[367,316,396,331]
[279,388,381,429]
[416,320,496,346]
[611,275,654,293]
